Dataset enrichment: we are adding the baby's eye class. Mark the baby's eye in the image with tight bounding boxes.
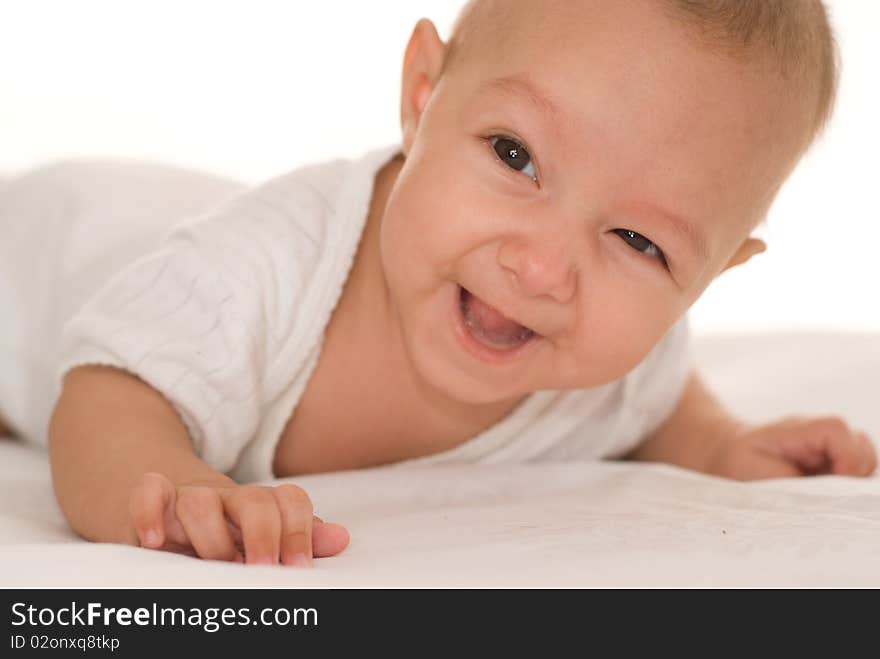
[613,229,668,268]
[489,135,537,181]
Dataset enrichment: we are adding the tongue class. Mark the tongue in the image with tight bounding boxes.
[462,289,533,348]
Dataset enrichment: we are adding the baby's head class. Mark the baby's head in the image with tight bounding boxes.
[376,0,837,404]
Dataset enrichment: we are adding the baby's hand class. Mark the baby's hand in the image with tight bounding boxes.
[707,415,878,481]
[128,473,349,566]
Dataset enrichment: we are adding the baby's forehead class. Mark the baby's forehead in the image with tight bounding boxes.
[446,0,658,66]
[447,1,804,133]
[446,4,681,109]
[446,0,830,151]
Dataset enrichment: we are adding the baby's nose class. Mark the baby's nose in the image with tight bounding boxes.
[499,236,579,304]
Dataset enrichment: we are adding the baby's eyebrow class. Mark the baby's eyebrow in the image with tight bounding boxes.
[644,205,711,267]
[480,74,566,127]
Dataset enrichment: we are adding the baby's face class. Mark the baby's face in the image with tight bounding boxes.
[378,0,811,406]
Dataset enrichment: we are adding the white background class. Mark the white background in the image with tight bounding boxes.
[1,0,877,335]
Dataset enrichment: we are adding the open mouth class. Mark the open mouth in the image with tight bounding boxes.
[457,285,540,356]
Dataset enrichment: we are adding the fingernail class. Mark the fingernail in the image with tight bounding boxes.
[251,556,275,566]
[290,552,312,568]
[143,530,159,548]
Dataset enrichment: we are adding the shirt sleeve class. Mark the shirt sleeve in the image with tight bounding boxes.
[604,312,693,458]
[54,200,279,474]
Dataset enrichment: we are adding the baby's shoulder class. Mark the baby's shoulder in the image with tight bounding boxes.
[176,155,356,248]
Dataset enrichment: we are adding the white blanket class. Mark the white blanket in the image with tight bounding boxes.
[1,332,878,587]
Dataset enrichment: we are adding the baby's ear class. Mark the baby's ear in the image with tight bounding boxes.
[720,237,767,274]
[400,18,446,155]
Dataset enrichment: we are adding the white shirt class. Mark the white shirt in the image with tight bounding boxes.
[0,145,691,482]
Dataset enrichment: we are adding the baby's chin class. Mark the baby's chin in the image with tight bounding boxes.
[392,279,544,406]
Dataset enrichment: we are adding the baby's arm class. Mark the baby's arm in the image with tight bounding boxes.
[625,368,877,480]
[49,365,347,564]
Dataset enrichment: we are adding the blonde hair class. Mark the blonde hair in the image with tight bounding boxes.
[661,0,839,147]
[444,0,839,149]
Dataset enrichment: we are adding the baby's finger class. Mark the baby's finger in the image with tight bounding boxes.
[271,484,314,567]
[811,418,865,476]
[311,518,350,558]
[175,487,240,562]
[129,472,176,549]
[856,432,878,476]
[221,487,282,565]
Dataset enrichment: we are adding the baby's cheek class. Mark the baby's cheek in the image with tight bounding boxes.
[566,307,666,387]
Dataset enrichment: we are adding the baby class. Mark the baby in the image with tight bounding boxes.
[3,0,876,567]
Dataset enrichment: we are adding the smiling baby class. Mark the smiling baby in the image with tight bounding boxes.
[1,0,873,567]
